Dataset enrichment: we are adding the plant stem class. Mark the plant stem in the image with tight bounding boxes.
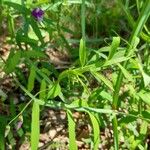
[113,0,150,109]
[112,1,150,149]
[81,0,86,39]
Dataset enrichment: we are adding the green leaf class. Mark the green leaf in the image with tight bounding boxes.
[108,37,120,60]
[31,101,40,150]
[99,90,113,102]
[4,1,30,14]
[142,72,150,87]
[17,36,38,46]
[29,17,44,45]
[79,38,86,67]
[112,116,119,150]
[23,50,47,58]
[140,121,148,135]
[117,63,133,82]
[67,110,78,150]
[91,71,114,91]
[142,110,150,120]
[0,118,7,150]
[104,56,130,66]
[4,50,21,73]
[39,79,46,100]
[137,58,150,87]
[88,112,100,150]
[128,36,140,56]
[27,66,36,92]
[119,116,137,124]
[47,82,61,99]
[138,90,150,106]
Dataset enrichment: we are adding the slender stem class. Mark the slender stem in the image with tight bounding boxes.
[112,1,150,149]
[81,0,86,39]
[112,117,119,150]
[113,0,150,109]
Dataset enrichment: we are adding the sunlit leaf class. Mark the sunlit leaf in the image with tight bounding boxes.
[31,101,40,150]
[88,112,100,150]
[108,37,120,60]
[79,38,86,67]
[91,71,114,91]
[67,110,78,150]
[138,90,150,106]
[47,82,61,99]
[27,66,36,92]
[39,79,46,100]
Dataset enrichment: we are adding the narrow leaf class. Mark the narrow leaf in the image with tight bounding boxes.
[104,56,130,66]
[108,37,120,60]
[4,50,21,73]
[29,17,44,45]
[4,1,30,14]
[117,63,133,82]
[138,90,150,106]
[79,38,86,67]
[23,50,47,58]
[47,82,61,99]
[39,79,46,100]
[91,71,114,91]
[27,66,36,92]
[67,110,78,150]
[88,112,100,150]
[112,116,119,150]
[31,101,40,150]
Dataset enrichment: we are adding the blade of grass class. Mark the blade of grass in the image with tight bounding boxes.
[112,116,119,150]
[39,79,46,100]
[67,109,78,150]
[91,71,114,91]
[27,65,36,92]
[81,0,85,39]
[108,37,120,60]
[88,112,100,150]
[79,38,87,67]
[31,101,40,150]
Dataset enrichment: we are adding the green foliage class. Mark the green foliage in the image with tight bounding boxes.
[67,110,78,150]
[4,49,21,73]
[79,38,87,67]
[1,0,150,149]
[88,112,100,150]
[31,102,40,150]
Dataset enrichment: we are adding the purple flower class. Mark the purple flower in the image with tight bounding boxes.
[31,8,44,21]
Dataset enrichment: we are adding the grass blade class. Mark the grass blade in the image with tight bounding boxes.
[88,112,100,150]
[31,101,40,150]
[67,109,78,150]
[47,82,61,99]
[108,37,120,60]
[91,71,114,91]
[112,116,119,150]
[27,65,36,92]
[81,0,85,39]
[79,38,87,67]
[39,79,46,100]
